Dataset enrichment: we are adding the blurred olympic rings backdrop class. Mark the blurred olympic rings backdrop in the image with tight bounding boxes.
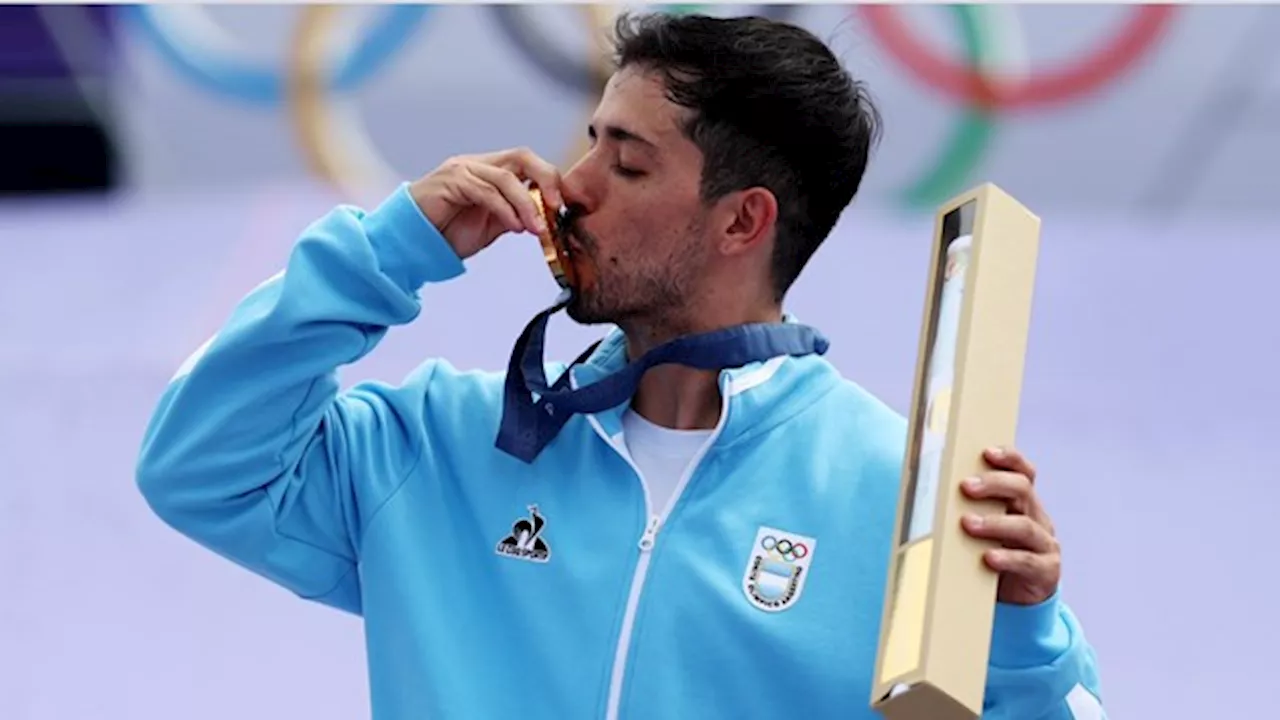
[121,4,1179,211]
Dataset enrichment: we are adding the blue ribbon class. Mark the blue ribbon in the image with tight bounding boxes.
[496,294,830,463]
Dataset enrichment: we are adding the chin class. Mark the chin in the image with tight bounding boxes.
[565,295,614,326]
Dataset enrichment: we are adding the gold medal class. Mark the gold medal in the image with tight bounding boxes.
[530,187,576,291]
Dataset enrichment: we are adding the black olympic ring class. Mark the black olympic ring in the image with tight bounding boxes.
[761,535,808,562]
[489,4,803,97]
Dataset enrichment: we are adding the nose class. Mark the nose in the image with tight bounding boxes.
[560,154,599,216]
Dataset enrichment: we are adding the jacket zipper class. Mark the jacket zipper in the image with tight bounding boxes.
[593,378,734,720]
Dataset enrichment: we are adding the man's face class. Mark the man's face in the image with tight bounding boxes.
[560,67,711,330]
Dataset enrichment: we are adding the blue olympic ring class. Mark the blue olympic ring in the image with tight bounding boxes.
[120,5,432,106]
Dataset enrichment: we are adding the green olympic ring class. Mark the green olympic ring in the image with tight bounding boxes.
[907,4,1002,211]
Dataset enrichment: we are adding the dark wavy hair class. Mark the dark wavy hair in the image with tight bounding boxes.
[612,12,883,302]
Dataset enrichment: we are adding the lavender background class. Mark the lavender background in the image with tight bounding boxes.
[2,180,1275,719]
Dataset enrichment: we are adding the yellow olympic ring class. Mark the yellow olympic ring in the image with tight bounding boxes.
[288,4,402,207]
[287,4,625,207]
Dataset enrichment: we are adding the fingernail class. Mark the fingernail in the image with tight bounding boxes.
[965,514,983,529]
[987,446,1004,457]
[963,476,982,490]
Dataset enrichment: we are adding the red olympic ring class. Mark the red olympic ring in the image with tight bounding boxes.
[857,5,1179,111]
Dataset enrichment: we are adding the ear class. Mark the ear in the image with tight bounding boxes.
[714,187,778,257]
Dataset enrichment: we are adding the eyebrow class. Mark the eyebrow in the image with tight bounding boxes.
[589,123,658,151]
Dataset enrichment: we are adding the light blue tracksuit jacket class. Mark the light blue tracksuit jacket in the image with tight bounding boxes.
[136,184,1105,720]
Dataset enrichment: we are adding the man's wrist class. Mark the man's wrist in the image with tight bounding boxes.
[363,183,466,293]
[989,591,1071,669]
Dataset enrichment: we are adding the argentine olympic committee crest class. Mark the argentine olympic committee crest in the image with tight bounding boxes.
[743,526,817,613]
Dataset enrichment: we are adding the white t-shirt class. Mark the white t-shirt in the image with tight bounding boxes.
[621,408,714,516]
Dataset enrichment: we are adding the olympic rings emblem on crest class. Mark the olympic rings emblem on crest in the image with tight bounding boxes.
[761,535,808,563]
[121,5,1179,211]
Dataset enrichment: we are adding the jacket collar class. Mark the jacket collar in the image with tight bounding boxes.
[567,315,841,447]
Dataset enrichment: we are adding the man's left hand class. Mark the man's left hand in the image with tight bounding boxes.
[959,446,1061,606]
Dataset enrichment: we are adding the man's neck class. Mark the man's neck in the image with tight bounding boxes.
[630,366,723,430]
[622,303,783,430]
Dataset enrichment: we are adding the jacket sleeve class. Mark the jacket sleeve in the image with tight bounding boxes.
[135,183,465,615]
[983,592,1106,719]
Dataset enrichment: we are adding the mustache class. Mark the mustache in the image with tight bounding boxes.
[556,204,595,250]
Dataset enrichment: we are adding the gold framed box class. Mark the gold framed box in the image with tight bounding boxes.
[871,183,1042,720]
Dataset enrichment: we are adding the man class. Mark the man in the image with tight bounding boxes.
[137,12,1104,720]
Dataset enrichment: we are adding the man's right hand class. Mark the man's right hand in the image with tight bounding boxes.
[409,147,565,260]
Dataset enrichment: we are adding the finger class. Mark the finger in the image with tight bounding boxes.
[983,547,1059,581]
[962,513,1056,553]
[984,445,1036,482]
[455,167,523,232]
[469,163,544,234]
[961,470,1033,505]
[500,147,564,210]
